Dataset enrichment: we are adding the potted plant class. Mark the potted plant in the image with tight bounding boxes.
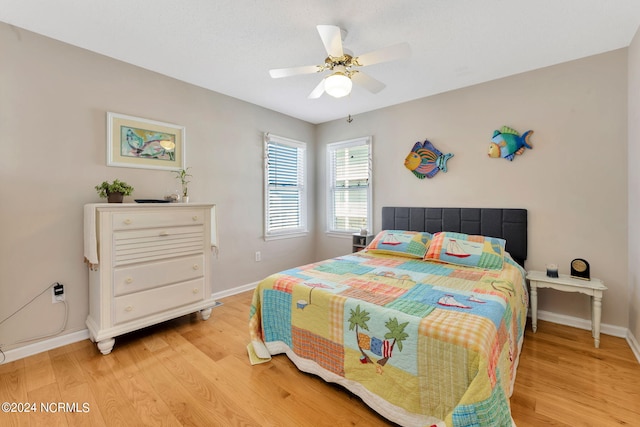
[95,179,134,203]
[173,167,192,202]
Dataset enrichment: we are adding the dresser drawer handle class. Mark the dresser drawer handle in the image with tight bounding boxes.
[193,264,200,270]
[159,231,170,236]
[125,306,133,312]
[124,219,132,225]
[192,215,199,221]
[192,288,199,294]
[126,277,133,284]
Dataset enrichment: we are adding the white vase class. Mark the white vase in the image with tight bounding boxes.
[182,196,189,203]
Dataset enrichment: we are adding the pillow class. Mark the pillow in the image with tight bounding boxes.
[365,230,432,258]
[424,231,505,270]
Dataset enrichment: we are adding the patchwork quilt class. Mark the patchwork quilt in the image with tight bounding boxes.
[249,251,527,427]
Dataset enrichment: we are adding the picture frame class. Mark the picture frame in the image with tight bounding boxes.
[107,112,185,171]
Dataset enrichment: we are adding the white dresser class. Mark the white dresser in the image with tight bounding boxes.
[84,203,217,355]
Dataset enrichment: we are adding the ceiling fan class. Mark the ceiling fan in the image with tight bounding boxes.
[269,25,411,99]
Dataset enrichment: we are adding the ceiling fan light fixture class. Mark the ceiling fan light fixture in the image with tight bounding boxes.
[269,25,410,100]
[324,72,352,98]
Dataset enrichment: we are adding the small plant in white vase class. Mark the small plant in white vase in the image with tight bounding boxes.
[173,167,192,202]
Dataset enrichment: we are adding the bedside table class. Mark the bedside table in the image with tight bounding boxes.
[526,270,607,348]
[352,233,374,253]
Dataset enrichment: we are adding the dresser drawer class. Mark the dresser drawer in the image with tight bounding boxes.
[112,209,205,230]
[113,225,204,266]
[113,254,204,296]
[113,278,205,324]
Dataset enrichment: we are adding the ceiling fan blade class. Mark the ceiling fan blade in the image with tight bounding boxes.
[351,71,386,94]
[354,42,411,67]
[308,79,326,99]
[317,25,344,58]
[269,65,321,79]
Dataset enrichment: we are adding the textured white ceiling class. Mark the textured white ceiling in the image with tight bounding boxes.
[2,0,640,124]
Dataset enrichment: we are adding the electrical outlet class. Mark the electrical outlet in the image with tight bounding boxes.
[52,283,65,303]
[255,251,261,262]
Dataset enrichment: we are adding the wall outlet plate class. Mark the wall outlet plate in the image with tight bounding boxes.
[52,283,65,303]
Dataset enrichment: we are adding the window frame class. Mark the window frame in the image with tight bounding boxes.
[326,136,372,236]
[263,133,308,241]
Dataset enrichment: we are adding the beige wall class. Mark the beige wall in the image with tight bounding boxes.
[0,23,316,351]
[0,21,634,357]
[628,27,640,345]
[316,50,629,329]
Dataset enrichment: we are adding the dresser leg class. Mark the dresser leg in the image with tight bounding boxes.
[97,338,115,355]
[200,307,212,321]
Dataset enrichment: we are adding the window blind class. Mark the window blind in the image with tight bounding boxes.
[264,134,307,238]
[327,137,371,233]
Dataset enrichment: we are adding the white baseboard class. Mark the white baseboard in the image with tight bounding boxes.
[1,329,89,365]
[211,281,260,300]
[3,284,636,365]
[627,330,640,363]
[0,282,261,365]
[535,309,628,338]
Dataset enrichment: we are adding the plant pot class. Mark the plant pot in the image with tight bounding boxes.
[182,196,189,203]
[107,192,124,203]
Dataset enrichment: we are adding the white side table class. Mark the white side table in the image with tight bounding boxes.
[352,233,374,253]
[526,270,607,348]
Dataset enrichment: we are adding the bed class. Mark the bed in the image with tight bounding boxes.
[249,207,528,427]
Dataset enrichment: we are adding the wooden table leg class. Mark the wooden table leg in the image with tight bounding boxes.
[530,283,538,333]
[590,296,595,338]
[593,292,603,348]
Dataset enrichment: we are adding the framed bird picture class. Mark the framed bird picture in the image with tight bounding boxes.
[107,112,186,171]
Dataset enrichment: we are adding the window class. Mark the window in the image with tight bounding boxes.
[264,133,307,239]
[327,136,372,234]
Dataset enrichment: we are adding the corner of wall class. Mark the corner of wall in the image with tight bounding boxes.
[626,329,640,364]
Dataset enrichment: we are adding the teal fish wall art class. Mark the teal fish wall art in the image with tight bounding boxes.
[488,126,533,161]
[404,139,453,179]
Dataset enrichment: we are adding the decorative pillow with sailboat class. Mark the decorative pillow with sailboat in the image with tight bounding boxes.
[365,230,432,259]
[424,231,506,270]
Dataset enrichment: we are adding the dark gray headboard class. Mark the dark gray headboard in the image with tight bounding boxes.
[381,207,528,267]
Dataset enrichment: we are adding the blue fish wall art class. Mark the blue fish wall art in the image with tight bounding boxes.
[404,139,453,179]
[488,126,533,161]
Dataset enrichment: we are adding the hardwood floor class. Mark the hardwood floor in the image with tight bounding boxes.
[1,290,639,426]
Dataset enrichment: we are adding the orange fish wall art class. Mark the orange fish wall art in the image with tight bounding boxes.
[404,139,454,179]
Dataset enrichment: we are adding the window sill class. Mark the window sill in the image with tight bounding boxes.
[325,232,353,239]
[264,231,309,241]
